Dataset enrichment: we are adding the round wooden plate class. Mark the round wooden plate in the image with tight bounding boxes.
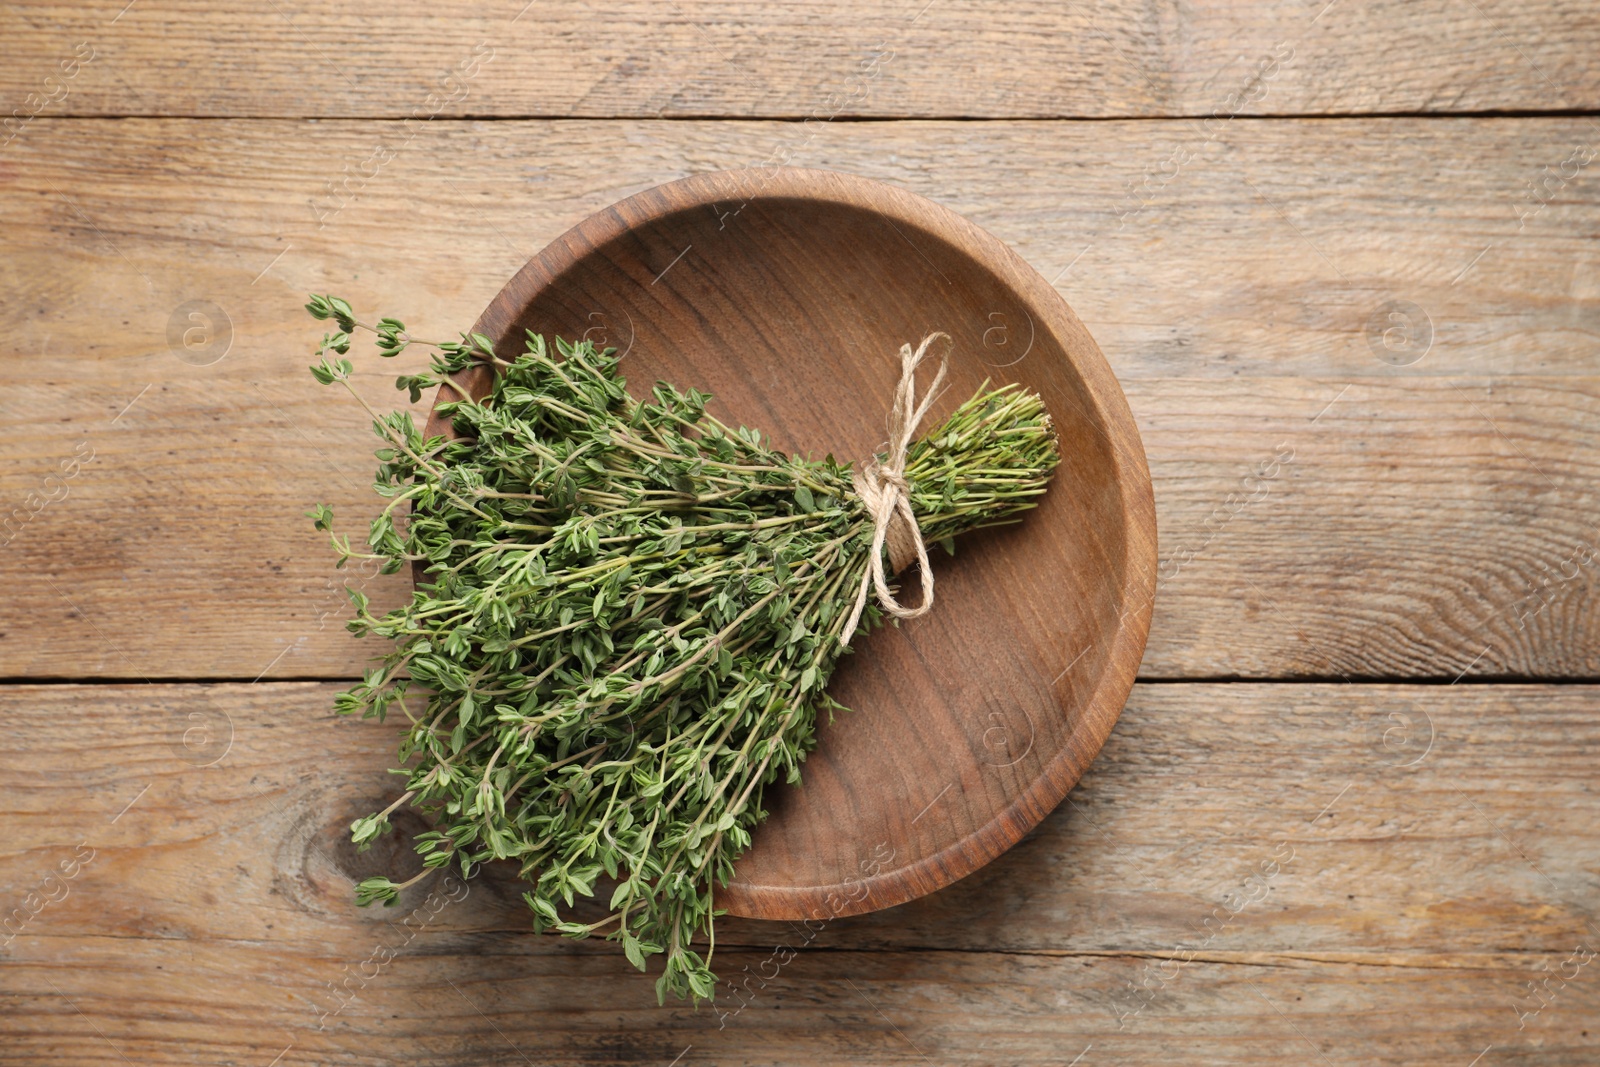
[423,168,1156,922]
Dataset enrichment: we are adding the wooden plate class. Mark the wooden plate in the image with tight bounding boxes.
[423,168,1156,922]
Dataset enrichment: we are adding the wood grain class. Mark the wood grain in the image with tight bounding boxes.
[2,681,1596,1064]
[5,1,1595,1061]
[2,117,1598,681]
[430,165,1155,920]
[2,1,1598,119]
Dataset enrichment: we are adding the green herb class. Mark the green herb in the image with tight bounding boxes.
[304,294,1059,1002]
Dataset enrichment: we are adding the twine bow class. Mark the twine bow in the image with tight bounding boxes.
[840,332,952,647]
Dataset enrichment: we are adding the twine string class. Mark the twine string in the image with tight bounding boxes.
[840,332,951,647]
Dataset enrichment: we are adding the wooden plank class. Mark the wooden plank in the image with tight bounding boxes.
[2,682,1596,1064]
[1,117,1598,680]
[2,1,1598,119]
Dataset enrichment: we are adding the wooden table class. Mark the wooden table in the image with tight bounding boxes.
[3,3,1597,1064]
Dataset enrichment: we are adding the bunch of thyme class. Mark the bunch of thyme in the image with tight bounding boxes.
[304,294,1059,1002]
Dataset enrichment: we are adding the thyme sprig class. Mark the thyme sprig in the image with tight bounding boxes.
[305,294,1060,1002]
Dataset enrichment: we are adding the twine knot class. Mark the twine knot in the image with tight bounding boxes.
[841,332,951,647]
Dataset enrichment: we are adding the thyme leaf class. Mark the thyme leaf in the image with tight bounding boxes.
[307,296,1060,1003]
